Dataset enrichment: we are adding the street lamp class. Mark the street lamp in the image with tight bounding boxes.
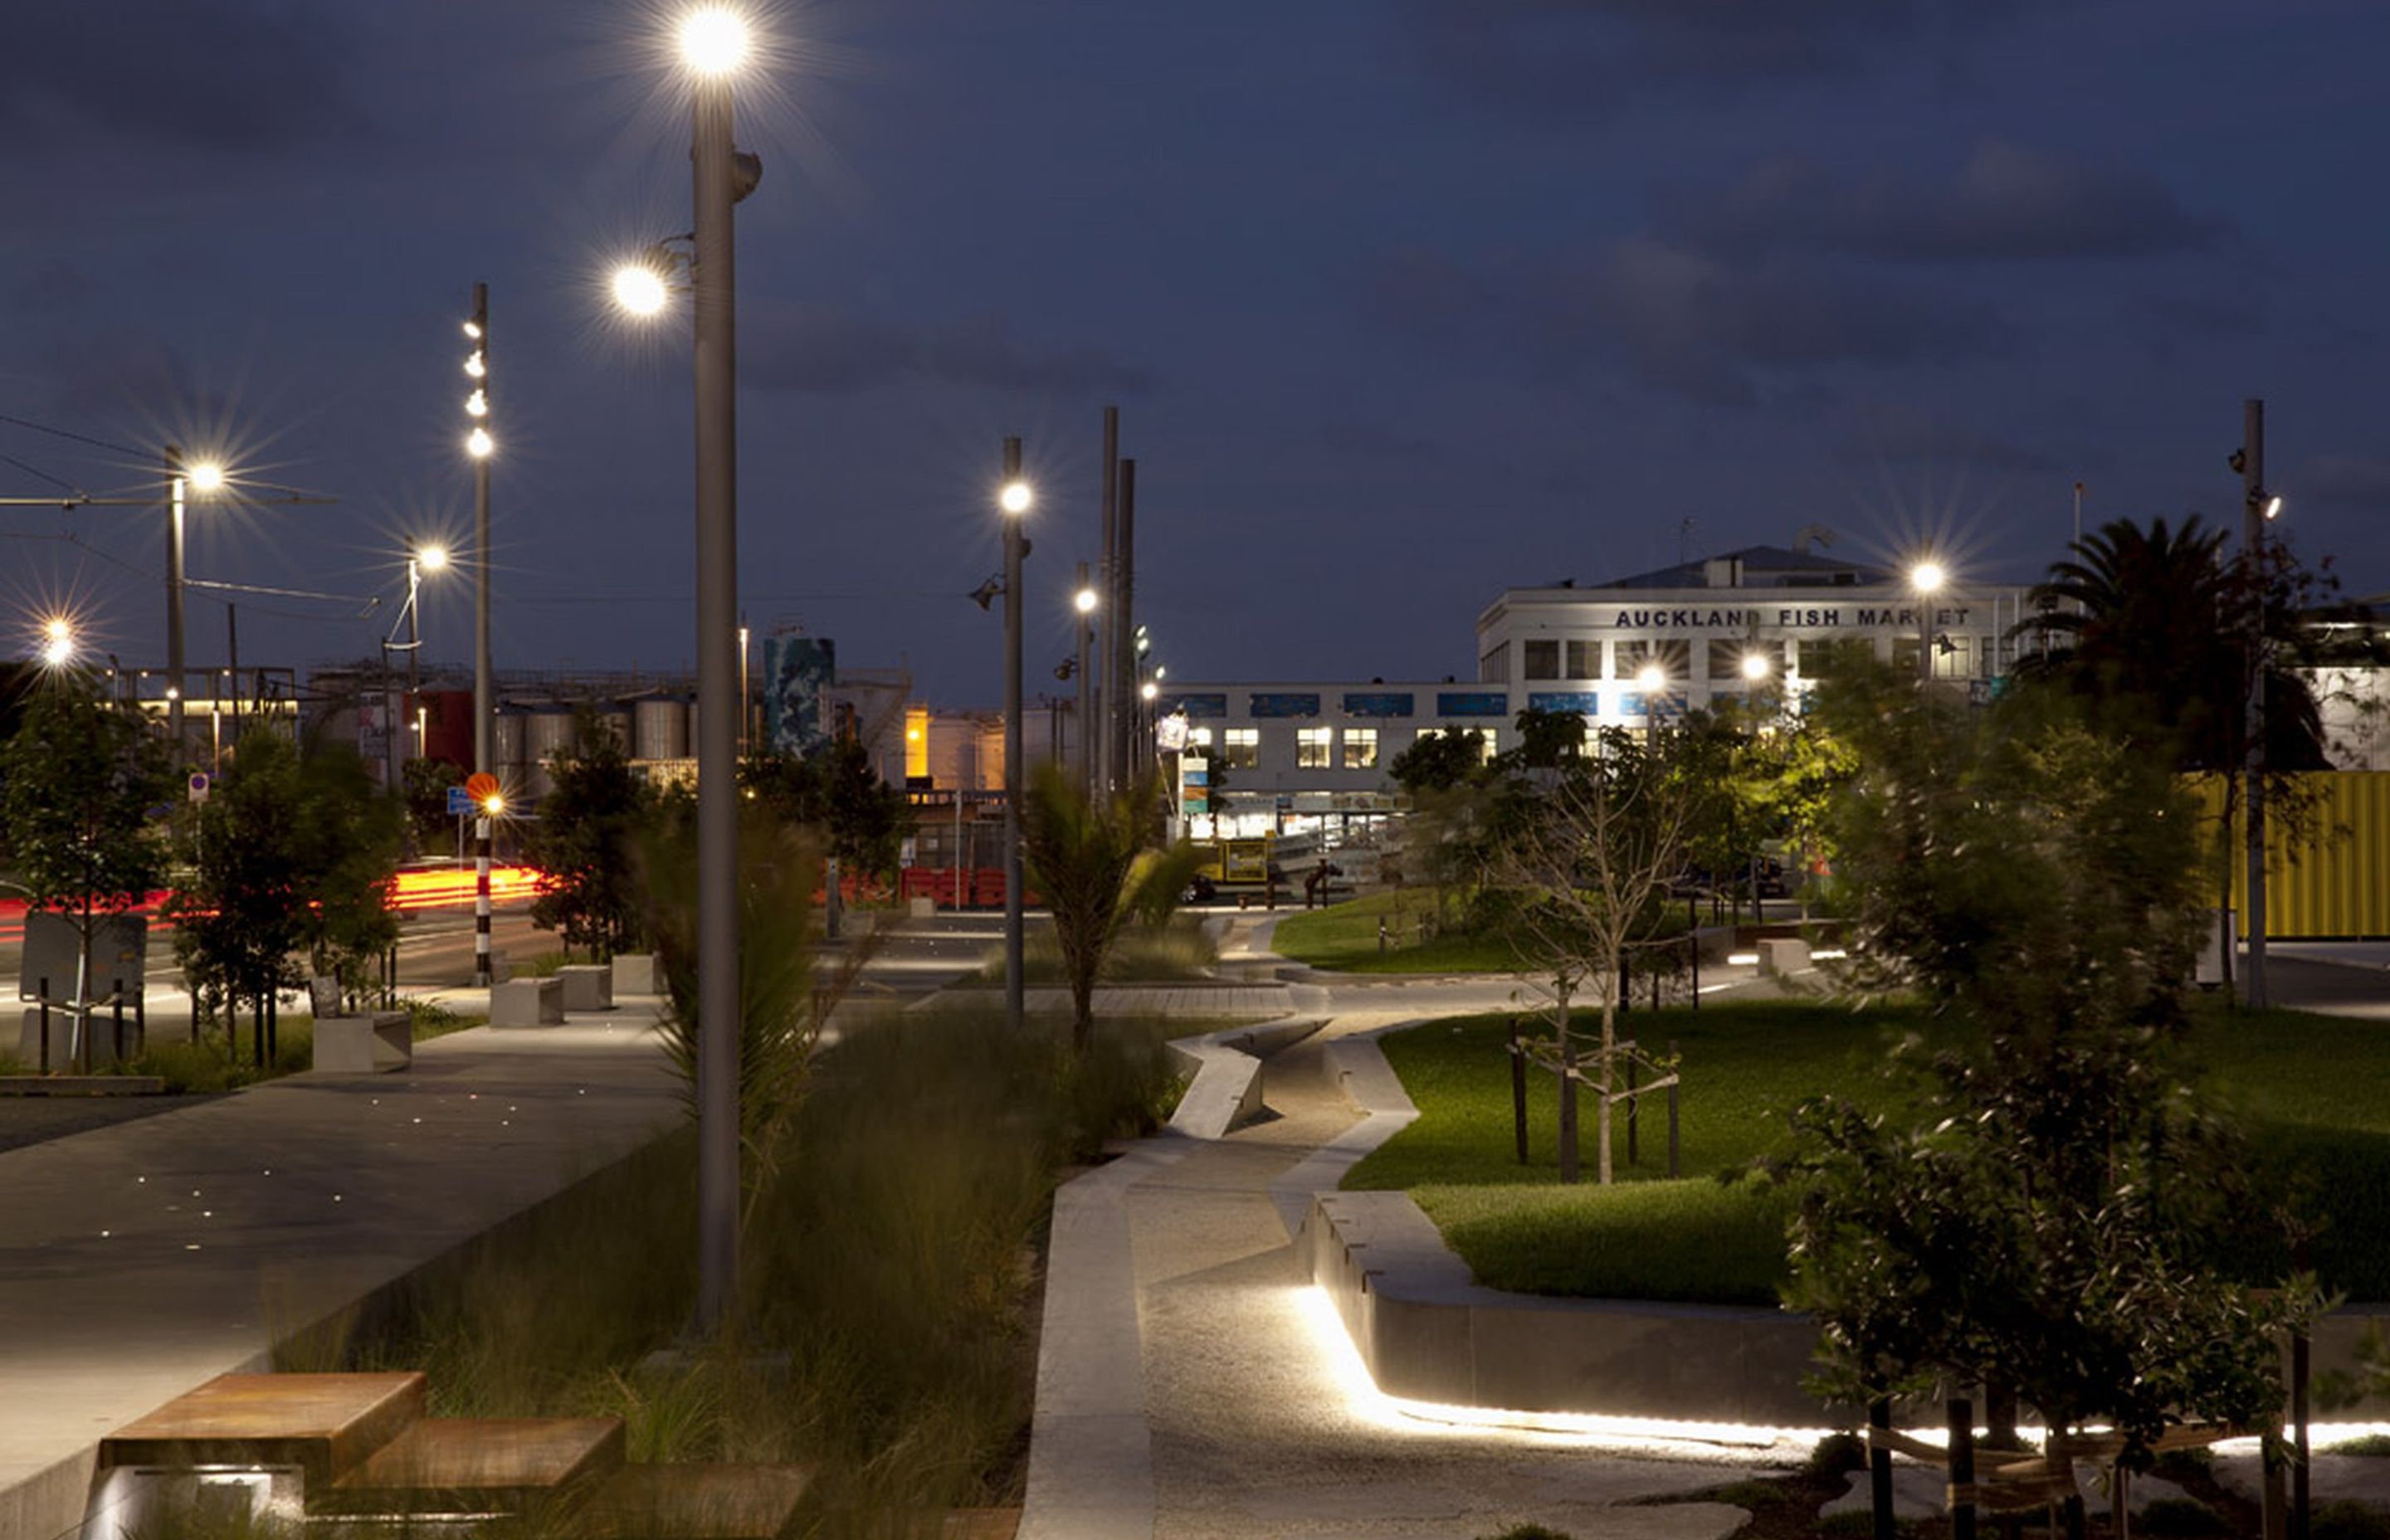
[998,441,1031,1037]
[462,289,495,790]
[164,447,226,756]
[381,545,448,792]
[39,616,75,670]
[1740,651,1772,682]
[605,3,764,1338]
[1073,573,1096,793]
[1910,559,1946,685]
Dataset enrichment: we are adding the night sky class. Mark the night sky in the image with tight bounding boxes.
[3,0,2385,707]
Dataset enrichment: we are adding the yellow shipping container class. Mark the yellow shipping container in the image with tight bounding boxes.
[2190,771,2390,938]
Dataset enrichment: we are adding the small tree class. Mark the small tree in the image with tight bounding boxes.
[290,741,405,1000]
[402,757,463,853]
[0,680,173,1062]
[1018,763,1200,1052]
[1769,669,2314,1484]
[170,733,308,1054]
[739,738,912,885]
[1486,730,1697,1184]
[526,712,651,961]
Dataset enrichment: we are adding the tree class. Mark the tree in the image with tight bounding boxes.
[739,738,912,884]
[289,741,405,998]
[0,679,173,1064]
[1388,726,1487,794]
[1485,731,1697,1184]
[526,712,651,961]
[1768,668,2314,1486]
[170,733,308,1054]
[1018,763,1200,1052]
[402,757,463,853]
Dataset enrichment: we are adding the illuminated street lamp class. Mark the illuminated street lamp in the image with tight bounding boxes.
[39,616,75,670]
[603,2,765,1337]
[1073,573,1096,792]
[1910,559,1946,685]
[1740,651,1772,682]
[164,447,226,754]
[998,441,1031,1036]
[381,545,450,791]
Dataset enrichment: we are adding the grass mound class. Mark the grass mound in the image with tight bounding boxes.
[1271,889,1522,974]
[1352,997,2390,1302]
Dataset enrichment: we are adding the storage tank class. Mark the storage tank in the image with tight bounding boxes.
[526,704,578,766]
[585,705,633,758]
[495,709,528,783]
[632,694,689,762]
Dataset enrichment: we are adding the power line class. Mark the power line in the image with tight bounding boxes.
[0,451,78,493]
[0,412,149,461]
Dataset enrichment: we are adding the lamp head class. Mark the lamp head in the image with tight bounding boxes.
[415,545,449,573]
[1074,587,1098,615]
[998,480,1032,516]
[185,461,226,495]
[1636,662,1666,693]
[39,616,73,668]
[2263,494,2284,521]
[482,792,506,816]
[1140,681,1158,702]
[1911,560,1946,596]
[1740,651,1771,681]
[678,7,749,75]
[612,262,671,317]
[466,427,495,461]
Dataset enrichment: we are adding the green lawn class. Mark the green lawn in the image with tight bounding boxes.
[1349,998,2390,1304]
[1271,890,1522,973]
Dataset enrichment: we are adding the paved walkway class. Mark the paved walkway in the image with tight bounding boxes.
[0,997,682,1540]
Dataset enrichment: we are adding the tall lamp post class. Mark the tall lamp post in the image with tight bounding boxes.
[1074,572,1096,794]
[1910,560,1946,687]
[163,449,225,758]
[2236,398,2280,1008]
[381,546,448,792]
[464,290,495,777]
[999,441,1032,1036]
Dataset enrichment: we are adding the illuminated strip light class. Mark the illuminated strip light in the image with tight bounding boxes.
[1298,1288,2390,1456]
[387,866,545,912]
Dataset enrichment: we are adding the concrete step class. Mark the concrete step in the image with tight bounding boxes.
[319,1415,626,1514]
[578,1461,812,1538]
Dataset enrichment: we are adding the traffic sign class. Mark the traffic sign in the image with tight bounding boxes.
[464,772,500,803]
[446,785,474,817]
[187,772,211,805]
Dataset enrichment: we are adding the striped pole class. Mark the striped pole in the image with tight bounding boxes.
[475,815,493,987]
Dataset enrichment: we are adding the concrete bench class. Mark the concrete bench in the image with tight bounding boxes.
[610,953,661,997]
[1757,937,1812,977]
[490,977,565,1028]
[314,1011,412,1074]
[557,965,613,1012]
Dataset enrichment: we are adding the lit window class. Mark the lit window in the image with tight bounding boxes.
[1222,728,1259,768]
[1343,727,1378,769]
[1186,726,1213,751]
[1296,727,1333,768]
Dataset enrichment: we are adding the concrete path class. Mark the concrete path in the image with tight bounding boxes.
[0,999,683,1540]
[1022,943,1775,1540]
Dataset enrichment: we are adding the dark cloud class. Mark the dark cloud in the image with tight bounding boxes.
[1398,0,2059,123]
[1366,241,2008,407]
[0,2,370,154]
[1839,402,2067,474]
[743,304,1150,397]
[2295,454,2390,511]
[1659,141,2229,265]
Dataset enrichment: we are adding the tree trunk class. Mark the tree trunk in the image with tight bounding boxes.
[1554,977,1578,1184]
[1597,983,1617,1187]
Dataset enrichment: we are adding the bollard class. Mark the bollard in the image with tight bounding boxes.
[1509,1018,1529,1165]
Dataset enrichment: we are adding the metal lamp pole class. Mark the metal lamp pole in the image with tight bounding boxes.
[1074,568,1095,794]
[164,446,188,756]
[467,285,494,777]
[1001,437,1028,1036]
[2241,397,2271,1009]
[690,36,746,1336]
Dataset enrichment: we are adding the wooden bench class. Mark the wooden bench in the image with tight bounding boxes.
[490,977,565,1027]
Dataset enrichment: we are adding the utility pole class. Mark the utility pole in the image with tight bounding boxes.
[1074,561,1095,794]
[1098,406,1119,792]
[2239,397,2271,1009]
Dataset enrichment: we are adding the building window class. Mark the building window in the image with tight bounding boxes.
[1479,641,1510,683]
[1186,726,1213,751]
[1617,638,1690,682]
[1222,728,1259,768]
[1523,639,1560,680]
[1296,727,1333,768]
[1422,726,1495,763]
[1343,727,1378,768]
[1566,640,1599,680]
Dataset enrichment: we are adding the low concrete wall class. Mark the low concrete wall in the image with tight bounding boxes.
[1167,1017,1323,1141]
[1303,1190,1827,1425]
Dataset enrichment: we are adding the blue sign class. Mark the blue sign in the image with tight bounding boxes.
[1342,691,1415,719]
[1249,692,1321,719]
[1527,692,1602,715]
[1162,692,1229,719]
[446,785,474,816]
[1436,690,1510,719]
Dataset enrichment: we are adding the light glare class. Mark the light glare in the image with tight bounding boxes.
[1636,663,1666,692]
[612,264,671,317]
[465,389,488,419]
[416,546,449,572]
[40,616,74,667]
[998,480,1032,515]
[678,8,749,75]
[1741,652,1771,680]
[2264,495,2285,520]
[1911,560,1946,595]
[464,352,486,380]
[186,462,226,495]
[466,427,495,460]
[1075,587,1098,614]
[462,320,482,340]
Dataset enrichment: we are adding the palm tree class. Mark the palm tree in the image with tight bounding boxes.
[1018,764,1199,1052]
[2009,515,2325,775]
